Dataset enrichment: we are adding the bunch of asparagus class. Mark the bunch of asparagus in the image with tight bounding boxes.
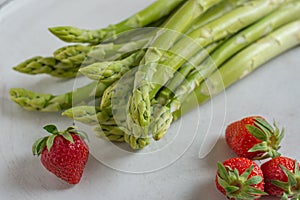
[10,0,300,149]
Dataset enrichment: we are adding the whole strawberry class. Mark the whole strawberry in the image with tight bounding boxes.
[216,157,267,200]
[261,156,300,199]
[225,116,284,160]
[32,124,89,184]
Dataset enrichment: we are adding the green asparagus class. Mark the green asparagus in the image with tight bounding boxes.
[154,20,300,140]
[13,56,80,78]
[9,81,107,112]
[186,0,248,34]
[128,0,287,141]
[48,0,185,44]
[175,0,300,105]
[9,0,300,151]
[156,41,222,105]
[61,15,300,144]
[94,125,125,142]
[151,2,300,140]
[79,50,145,83]
[126,0,223,144]
[54,37,150,66]
[202,21,300,96]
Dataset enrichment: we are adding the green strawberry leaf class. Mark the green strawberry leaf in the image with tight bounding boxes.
[280,164,297,187]
[246,125,267,141]
[62,131,74,144]
[281,192,289,200]
[225,186,239,194]
[217,175,230,189]
[217,162,230,181]
[240,165,254,181]
[36,137,47,156]
[46,135,57,152]
[248,142,268,152]
[255,118,273,133]
[278,127,285,144]
[270,180,289,191]
[66,126,76,132]
[65,126,89,142]
[245,176,263,185]
[32,136,46,155]
[76,130,89,142]
[43,124,58,134]
[294,160,300,177]
[243,185,267,195]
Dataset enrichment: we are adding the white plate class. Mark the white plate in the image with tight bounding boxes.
[0,1,299,199]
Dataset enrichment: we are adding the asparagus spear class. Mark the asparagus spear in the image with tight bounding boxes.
[127,0,223,141]
[62,106,115,125]
[176,19,300,118]
[156,0,250,104]
[186,0,248,34]
[128,0,287,140]
[94,125,125,142]
[202,21,300,96]
[174,0,300,106]
[13,56,80,78]
[9,82,107,112]
[153,20,300,140]
[67,15,300,144]
[48,0,185,44]
[156,41,222,105]
[52,0,239,70]
[79,50,145,83]
[151,1,300,139]
[63,17,300,146]
[54,37,150,66]
[13,37,149,77]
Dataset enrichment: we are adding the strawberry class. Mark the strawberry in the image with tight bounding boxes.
[261,156,300,199]
[32,124,89,184]
[225,116,284,160]
[216,157,267,200]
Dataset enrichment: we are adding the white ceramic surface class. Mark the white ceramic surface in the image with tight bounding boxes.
[1,1,300,199]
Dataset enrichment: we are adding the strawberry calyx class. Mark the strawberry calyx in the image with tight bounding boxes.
[270,160,300,200]
[217,162,267,199]
[32,124,88,156]
[246,117,284,160]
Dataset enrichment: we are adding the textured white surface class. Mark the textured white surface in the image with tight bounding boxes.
[0,1,300,199]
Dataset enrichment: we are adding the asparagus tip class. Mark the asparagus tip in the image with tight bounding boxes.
[48,26,80,42]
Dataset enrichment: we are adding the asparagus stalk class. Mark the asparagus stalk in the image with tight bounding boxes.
[62,106,115,125]
[79,50,145,83]
[63,17,300,146]
[128,0,287,140]
[175,0,300,105]
[186,0,248,34]
[48,0,185,44]
[154,20,300,140]
[68,15,300,143]
[151,1,300,140]
[156,41,222,105]
[54,37,150,66]
[201,21,300,96]
[155,0,251,104]
[127,0,223,141]
[94,125,125,142]
[13,37,149,78]
[9,81,107,112]
[13,56,80,78]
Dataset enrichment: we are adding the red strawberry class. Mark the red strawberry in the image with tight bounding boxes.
[216,157,267,200]
[32,124,89,184]
[225,116,284,160]
[261,156,300,199]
